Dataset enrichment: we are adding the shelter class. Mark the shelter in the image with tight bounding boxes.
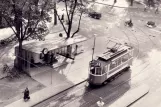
[14,33,87,75]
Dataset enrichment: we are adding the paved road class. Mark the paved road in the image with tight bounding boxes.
[34,0,161,107]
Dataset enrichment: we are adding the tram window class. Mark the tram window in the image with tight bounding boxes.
[90,67,95,74]
[61,47,66,54]
[95,67,102,75]
[129,51,133,58]
[122,54,129,62]
[110,61,117,70]
[117,57,122,66]
[102,66,106,74]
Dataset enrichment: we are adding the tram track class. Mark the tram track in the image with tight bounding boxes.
[41,58,159,107]
[47,26,146,107]
[58,22,161,107]
[63,61,160,107]
[35,36,156,107]
[36,14,161,107]
[77,5,161,107]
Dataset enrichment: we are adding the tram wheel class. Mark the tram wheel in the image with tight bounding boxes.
[109,77,115,82]
[102,81,108,85]
[125,66,130,72]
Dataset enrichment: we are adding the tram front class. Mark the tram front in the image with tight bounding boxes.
[88,60,105,85]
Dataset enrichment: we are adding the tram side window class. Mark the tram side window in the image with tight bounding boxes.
[90,67,95,74]
[116,57,122,66]
[95,67,102,75]
[122,54,129,63]
[129,51,133,58]
[101,66,106,74]
[110,61,117,70]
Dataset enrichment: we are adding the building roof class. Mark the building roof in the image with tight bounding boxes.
[21,33,87,54]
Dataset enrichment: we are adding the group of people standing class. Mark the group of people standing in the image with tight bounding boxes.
[44,52,57,65]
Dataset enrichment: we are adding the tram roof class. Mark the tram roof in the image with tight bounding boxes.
[20,33,87,54]
[97,45,132,63]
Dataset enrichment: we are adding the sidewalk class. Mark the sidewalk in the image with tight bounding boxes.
[4,79,87,107]
[131,86,161,107]
[107,84,149,107]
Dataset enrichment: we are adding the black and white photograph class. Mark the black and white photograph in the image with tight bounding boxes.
[0,0,161,107]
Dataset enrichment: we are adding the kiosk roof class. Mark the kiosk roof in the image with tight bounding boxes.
[21,34,87,54]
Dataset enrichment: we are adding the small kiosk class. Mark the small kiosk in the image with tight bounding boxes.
[14,34,87,75]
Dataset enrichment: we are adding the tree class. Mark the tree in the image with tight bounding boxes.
[0,0,50,72]
[56,0,84,38]
[54,1,57,25]
[130,0,134,6]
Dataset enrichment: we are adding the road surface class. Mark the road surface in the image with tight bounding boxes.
[34,0,161,106]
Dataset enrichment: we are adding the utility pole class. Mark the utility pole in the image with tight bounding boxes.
[92,34,96,61]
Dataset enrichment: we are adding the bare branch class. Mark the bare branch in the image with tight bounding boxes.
[24,0,49,40]
[2,15,17,35]
[23,4,32,40]
[23,16,42,40]
[20,21,23,40]
[71,11,82,38]
[55,10,68,36]
[70,0,77,21]
[21,0,28,10]
[65,0,70,22]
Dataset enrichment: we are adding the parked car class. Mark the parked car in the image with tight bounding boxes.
[88,11,102,19]
[146,21,156,28]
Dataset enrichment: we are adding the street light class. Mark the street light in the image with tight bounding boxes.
[92,34,96,61]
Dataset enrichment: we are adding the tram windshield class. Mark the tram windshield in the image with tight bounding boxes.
[89,60,102,75]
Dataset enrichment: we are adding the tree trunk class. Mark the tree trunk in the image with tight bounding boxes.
[0,11,2,27]
[17,40,23,72]
[67,24,72,38]
[54,2,57,25]
[130,0,133,6]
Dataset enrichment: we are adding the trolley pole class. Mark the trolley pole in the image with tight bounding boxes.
[92,34,96,61]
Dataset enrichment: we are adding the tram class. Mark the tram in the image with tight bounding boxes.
[88,43,134,85]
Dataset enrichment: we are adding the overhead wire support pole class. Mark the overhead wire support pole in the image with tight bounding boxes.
[92,34,96,61]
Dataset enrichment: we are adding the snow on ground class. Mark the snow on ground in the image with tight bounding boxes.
[0,28,14,40]
[97,0,129,7]
[0,0,128,69]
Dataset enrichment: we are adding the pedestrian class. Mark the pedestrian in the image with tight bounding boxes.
[24,87,30,101]
[97,97,104,107]
[50,52,54,65]
[61,14,64,22]
[74,45,78,55]
[144,5,147,12]
[30,57,34,67]
[155,6,159,14]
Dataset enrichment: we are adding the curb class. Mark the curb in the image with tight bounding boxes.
[32,79,88,107]
[127,90,149,107]
[108,84,149,107]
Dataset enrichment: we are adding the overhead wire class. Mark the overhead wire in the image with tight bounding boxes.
[27,1,161,106]
[60,2,161,107]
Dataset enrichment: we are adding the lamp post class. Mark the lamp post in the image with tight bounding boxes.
[92,34,96,61]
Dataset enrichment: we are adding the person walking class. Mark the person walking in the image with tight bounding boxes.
[61,14,64,22]
[24,87,30,101]
[155,6,159,14]
[144,5,148,12]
